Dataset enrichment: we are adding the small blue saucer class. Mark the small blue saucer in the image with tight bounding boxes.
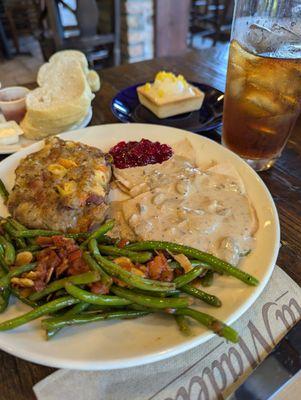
[111,82,223,133]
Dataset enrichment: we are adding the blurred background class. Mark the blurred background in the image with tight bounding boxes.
[0,0,234,86]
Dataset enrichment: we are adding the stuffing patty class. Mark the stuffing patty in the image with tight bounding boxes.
[8,137,112,232]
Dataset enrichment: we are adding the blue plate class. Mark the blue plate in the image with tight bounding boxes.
[111,82,223,133]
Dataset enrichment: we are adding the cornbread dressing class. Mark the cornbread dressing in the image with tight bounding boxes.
[8,137,111,232]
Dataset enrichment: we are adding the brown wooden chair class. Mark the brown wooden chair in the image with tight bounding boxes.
[2,0,41,55]
[189,0,234,47]
[44,0,120,67]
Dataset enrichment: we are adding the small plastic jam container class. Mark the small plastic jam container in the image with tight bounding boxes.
[0,86,29,123]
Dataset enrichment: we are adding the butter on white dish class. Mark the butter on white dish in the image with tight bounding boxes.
[0,121,23,145]
[137,71,205,118]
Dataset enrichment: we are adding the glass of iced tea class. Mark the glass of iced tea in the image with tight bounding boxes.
[222,0,301,171]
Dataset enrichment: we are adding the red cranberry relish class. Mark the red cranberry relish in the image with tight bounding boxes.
[109,138,173,169]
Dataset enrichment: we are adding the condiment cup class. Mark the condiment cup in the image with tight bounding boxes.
[0,86,29,123]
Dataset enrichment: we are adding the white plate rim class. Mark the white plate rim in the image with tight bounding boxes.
[0,123,280,370]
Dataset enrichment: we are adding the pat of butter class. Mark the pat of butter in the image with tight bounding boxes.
[0,121,23,145]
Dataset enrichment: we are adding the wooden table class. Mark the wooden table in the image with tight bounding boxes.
[1,45,301,400]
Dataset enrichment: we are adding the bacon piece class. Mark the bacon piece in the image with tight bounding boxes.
[30,235,89,289]
[89,281,110,295]
[117,239,129,248]
[68,249,82,262]
[146,253,174,282]
[36,236,54,247]
[68,257,89,276]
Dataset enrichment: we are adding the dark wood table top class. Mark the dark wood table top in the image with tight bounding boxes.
[1,45,301,400]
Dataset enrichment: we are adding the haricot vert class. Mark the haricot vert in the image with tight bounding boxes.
[0,210,257,341]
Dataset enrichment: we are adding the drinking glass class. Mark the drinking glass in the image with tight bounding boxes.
[222,0,301,171]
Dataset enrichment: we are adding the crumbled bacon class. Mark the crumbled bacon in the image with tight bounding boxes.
[33,248,61,290]
[116,239,129,248]
[146,252,174,282]
[31,235,89,291]
[89,281,110,294]
[67,257,90,276]
[36,236,54,247]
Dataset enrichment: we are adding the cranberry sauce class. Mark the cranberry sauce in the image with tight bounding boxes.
[109,139,173,169]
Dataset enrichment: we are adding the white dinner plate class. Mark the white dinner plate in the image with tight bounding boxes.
[0,123,280,370]
[0,107,93,155]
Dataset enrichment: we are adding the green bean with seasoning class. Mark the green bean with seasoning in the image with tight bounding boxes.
[0,179,9,202]
[0,253,9,273]
[200,270,214,287]
[97,244,153,264]
[80,219,115,248]
[9,229,89,239]
[0,287,10,313]
[64,283,133,306]
[174,315,192,336]
[0,296,80,331]
[126,241,259,286]
[0,235,15,265]
[180,284,222,307]
[111,286,192,309]
[29,271,100,301]
[92,252,176,292]
[46,301,90,339]
[170,308,239,343]
[173,266,205,288]
[42,310,149,332]
[83,249,113,288]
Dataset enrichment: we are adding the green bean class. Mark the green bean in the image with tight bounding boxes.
[10,287,39,308]
[0,288,10,313]
[180,284,222,307]
[171,308,239,343]
[0,179,9,202]
[0,296,80,331]
[200,270,214,287]
[83,250,113,288]
[134,288,181,298]
[9,229,88,239]
[7,218,38,245]
[3,223,29,249]
[174,315,192,336]
[111,286,191,309]
[169,260,209,270]
[0,235,15,265]
[6,217,27,230]
[173,266,205,288]
[93,253,175,292]
[97,244,153,264]
[42,310,149,331]
[2,222,17,237]
[0,253,9,273]
[0,265,10,313]
[16,245,41,253]
[65,283,133,306]
[0,262,37,289]
[80,219,115,248]
[46,301,90,339]
[14,237,27,249]
[126,241,259,286]
[29,271,100,301]
[97,235,116,245]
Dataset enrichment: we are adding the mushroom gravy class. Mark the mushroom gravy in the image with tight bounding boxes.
[110,140,257,265]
